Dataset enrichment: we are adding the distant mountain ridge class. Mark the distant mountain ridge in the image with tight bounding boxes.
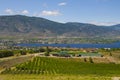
[0,15,120,38]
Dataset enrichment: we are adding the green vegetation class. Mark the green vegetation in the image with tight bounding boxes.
[0,47,46,58]
[0,50,14,58]
[44,47,50,56]
[0,74,112,80]
[2,57,120,76]
[1,48,120,80]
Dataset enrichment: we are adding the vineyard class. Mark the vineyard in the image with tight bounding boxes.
[1,57,120,76]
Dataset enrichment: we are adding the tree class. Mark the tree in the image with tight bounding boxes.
[45,46,50,56]
[39,48,45,52]
[20,50,27,55]
[89,57,94,63]
[0,50,14,58]
[84,58,87,62]
[109,52,112,56]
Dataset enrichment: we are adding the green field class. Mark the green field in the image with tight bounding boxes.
[0,74,112,80]
[1,57,120,80]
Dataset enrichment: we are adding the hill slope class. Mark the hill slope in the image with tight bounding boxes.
[0,15,120,38]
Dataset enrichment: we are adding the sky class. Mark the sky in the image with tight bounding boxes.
[0,0,120,26]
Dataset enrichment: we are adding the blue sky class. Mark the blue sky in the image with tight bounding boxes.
[0,0,120,25]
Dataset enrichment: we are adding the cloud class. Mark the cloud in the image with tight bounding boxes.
[21,10,29,14]
[5,9,14,14]
[4,9,29,15]
[58,2,67,6]
[41,10,61,16]
[88,21,120,26]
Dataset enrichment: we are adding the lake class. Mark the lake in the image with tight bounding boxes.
[15,42,120,48]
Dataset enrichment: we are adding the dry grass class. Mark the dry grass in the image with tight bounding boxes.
[0,55,33,70]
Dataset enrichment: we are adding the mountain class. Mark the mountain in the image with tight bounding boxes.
[0,15,120,38]
[111,24,120,30]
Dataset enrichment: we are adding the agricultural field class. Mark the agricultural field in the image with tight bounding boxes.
[0,57,120,80]
[0,74,112,80]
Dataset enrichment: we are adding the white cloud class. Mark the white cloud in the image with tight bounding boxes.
[88,21,120,26]
[41,10,61,16]
[4,9,29,15]
[58,2,67,6]
[21,10,29,14]
[5,9,14,14]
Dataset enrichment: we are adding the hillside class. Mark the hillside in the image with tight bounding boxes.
[0,15,120,38]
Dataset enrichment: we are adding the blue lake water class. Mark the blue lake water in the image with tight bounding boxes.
[15,42,120,48]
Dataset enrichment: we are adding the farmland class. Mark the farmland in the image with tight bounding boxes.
[0,48,120,80]
[0,57,120,80]
[0,74,112,80]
